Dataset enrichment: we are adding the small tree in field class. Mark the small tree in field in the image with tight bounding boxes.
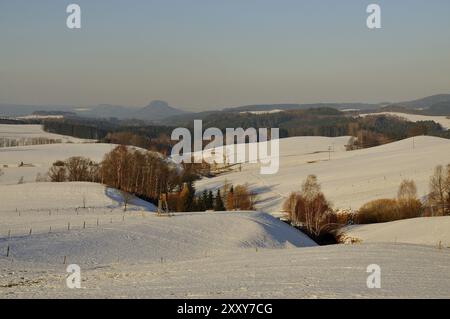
[233,184,255,210]
[120,190,133,212]
[48,161,67,182]
[428,165,450,216]
[177,183,194,212]
[397,179,423,219]
[35,172,48,182]
[397,179,417,201]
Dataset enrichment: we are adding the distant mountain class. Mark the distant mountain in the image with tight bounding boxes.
[81,101,188,121]
[397,94,450,109]
[2,94,449,121]
[134,100,187,121]
[427,101,450,116]
[379,94,450,116]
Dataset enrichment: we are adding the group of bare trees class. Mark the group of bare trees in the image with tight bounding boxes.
[283,175,337,239]
[353,165,450,224]
[99,145,180,201]
[428,164,450,216]
[49,157,99,183]
[47,145,204,208]
[356,179,423,224]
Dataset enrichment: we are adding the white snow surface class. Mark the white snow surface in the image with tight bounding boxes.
[1,243,449,298]
[0,124,94,143]
[0,182,313,263]
[0,182,156,213]
[342,216,450,247]
[0,182,449,298]
[0,143,117,185]
[195,135,450,213]
[0,211,316,265]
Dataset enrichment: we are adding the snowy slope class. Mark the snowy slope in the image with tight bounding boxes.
[0,182,315,265]
[1,180,449,298]
[0,124,94,143]
[1,243,449,298]
[0,211,316,266]
[0,143,116,185]
[342,216,450,247]
[0,182,158,251]
[361,112,450,130]
[195,136,450,213]
[0,182,156,212]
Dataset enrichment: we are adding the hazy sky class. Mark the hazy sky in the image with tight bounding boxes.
[1,0,450,111]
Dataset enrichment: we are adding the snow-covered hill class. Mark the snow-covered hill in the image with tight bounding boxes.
[0,182,314,264]
[0,182,156,213]
[0,124,94,144]
[195,135,450,213]
[0,143,116,185]
[0,211,316,266]
[342,216,450,247]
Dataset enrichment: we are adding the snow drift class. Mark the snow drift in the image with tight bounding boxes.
[342,216,450,247]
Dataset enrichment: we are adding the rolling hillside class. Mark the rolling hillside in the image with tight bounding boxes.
[195,135,450,213]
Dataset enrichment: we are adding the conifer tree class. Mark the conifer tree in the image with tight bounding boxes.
[207,190,214,209]
[214,189,226,211]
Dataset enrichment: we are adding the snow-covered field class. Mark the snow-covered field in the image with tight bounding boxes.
[0,143,116,185]
[0,182,156,213]
[342,216,450,247]
[195,135,450,213]
[0,183,449,298]
[0,180,449,298]
[0,124,94,144]
[1,241,449,298]
[361,112,450,130]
